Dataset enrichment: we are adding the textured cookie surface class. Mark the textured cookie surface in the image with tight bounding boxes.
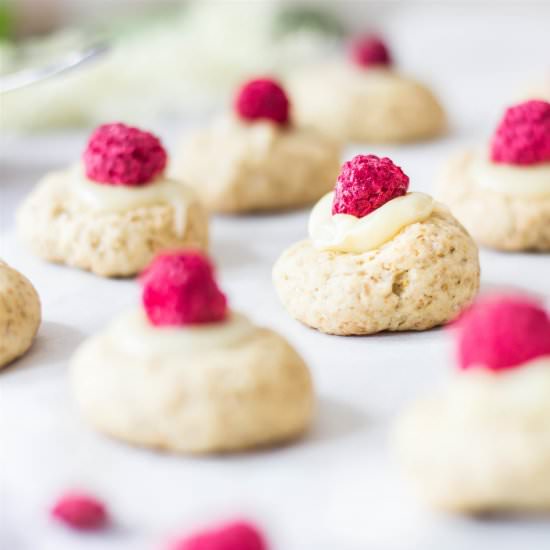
[436,151,550,251]
[17,173,208,277]
[273,206,479,335]
[287,65,446,143]
[70,318,314,453]
[171,116,341,214]
[0,261,41,368]
[393,359,550,513]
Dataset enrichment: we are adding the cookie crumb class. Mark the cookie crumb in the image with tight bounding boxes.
[84,122,167,185]
[453,294,550,371]
[235,78,290,126]
[490,100,550,165]
[141,251,227,327]
[332,154,409,218]
[51,491,108,530]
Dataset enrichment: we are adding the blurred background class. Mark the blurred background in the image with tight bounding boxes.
[0,0,548,134]
[1,3,550,550]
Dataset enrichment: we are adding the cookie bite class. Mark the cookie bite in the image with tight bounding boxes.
[170,77,341,214]
[287,34,446,143]
[273,155,479,336]
[436,100,550,251]
[394,295,550,514]
[70,251,314,454]
[0,261,41,369]
[17,123,208,277]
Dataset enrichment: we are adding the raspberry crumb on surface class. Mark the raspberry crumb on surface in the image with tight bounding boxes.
[453,294,550,372]
[168,520,266,550]
[83,122,167,186]
[234,78,290,126]
[349,34,392,68]
[51,491,108,531]
[490,100,550,165]
[332,154,409,218]
[141,250,228,327]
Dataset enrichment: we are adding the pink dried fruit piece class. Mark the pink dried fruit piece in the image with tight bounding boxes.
[83,122,167,186]
[234,78,290,126]
[332,154,409,218]
[51,491,108,531]
[453,294,550,372]
[490,100,550,165]
[141,250,228,327]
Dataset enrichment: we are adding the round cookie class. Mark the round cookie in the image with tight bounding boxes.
[171,78,341,214]
[287,36,445,143]
[273,155,479,336]
[71,251,314,453]
[393,295,550,513]
[436,151,550,251]
[273,205,479,335]
[436,100,550,251]
[0,261,41,368]
[17,123,208,277]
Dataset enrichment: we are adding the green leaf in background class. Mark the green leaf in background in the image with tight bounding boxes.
[0,0,14,40]
[273,5,346,39]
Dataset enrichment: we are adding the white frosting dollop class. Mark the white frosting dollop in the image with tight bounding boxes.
[472,151,550,197]
[308,191,434,253]
[107,309,257,359]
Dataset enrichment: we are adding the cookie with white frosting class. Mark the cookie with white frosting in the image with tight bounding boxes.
[394,294,550,513]
[436,100,550,251]
[0,260,41,368]
[287,35,446,143]
[273,155,479,335]
[71,251,314,454]
[171,78,341,214]
[17,123,208,277]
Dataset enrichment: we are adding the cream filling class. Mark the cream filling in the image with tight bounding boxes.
[472,151,550,197]
[107,309,257,359]
[449,357,550,421]
[64,166,194,236]
[308,191,434,253]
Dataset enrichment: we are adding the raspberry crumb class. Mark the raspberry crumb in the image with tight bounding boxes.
[168,520,266,550]
[332,154,409,218]
[83,122,167,185]
[51,491,108,531]
[234,78,290,126]
[141,251,228,327]
[350,35,392,68]
[453,294,550,372]
[490,100,550,165]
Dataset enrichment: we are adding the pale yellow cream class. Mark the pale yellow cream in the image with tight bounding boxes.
[108,309,257,359]
[472,152,550,197]
[308,191,434,253]
[449,357,550,422]
[55,165,195,236]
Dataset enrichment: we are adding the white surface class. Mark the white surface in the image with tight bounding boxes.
[2,128,550,550]
[1,7,550,547]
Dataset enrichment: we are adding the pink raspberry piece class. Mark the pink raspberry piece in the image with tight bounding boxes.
[490,100,550,165]
[141,251,228,327]
[51,491,108,531]
[168,520,266,550]
[453,294,550,372]
[349,35,392,68]
[332,154,409,218]
[234,78,290,126]
[83,122,167,185]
